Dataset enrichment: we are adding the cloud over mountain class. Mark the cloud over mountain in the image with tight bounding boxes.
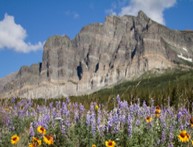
[0,14,43,53]
[108,0,176,25]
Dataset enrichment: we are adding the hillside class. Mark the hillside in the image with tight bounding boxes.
[69,69,193,110]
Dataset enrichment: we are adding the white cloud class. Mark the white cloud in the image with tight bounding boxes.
[109,0,176,25]
[0,14,43,53]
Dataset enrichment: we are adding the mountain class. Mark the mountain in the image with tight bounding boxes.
[1,11,193,98]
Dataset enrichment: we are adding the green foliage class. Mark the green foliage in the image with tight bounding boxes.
[69,69,193,111]
[0,116,33,147]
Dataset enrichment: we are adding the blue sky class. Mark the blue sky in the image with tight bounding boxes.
[0,0,193,78]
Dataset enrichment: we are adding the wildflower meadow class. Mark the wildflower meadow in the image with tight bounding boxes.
[0,96,193,147]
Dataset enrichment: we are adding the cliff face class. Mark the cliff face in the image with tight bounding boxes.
[1,11,193,98]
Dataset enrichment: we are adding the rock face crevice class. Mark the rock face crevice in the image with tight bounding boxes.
[1,11,193,98]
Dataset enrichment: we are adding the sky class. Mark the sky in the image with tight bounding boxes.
[0,0,193,78]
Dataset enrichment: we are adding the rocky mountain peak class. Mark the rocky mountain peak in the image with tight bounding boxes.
[137,10,149,21]
[1,11,193,98]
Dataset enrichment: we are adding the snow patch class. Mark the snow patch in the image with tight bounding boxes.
[177,53,192,62]
[182,47,188,52]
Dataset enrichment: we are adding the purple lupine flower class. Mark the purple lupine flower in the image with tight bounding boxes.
[112,109,120,133]
[141,100,150,116]
[37,114,50,129]
[180,124,184,130]
[56,101,61,110]
[19,102,32,117]
[61,102,68,115]
[161,130,166,143]
[127,114,132,137]
[166,107,174,117]
[133,103,140,113]
[129,105,135,116]
[97,109,101,126]
[119,100,128,109]
[73,103,80,123]
[66,97,70,104]
[11,97,16,103]
[79,104,85,121]
[29,122,35,137]
[61,102,70,118]
[86,103,97,135]
[74,108,79,123]
[129,103,140,117]
[168,143,174,147]
[52,108,58,119]
[142,100,147,109]
[86,111,91,126]
[160,112,166,129]
[49,102,53,110]
[43,114,51,123]
[90,110,96,136]
[60,123,66,134]
[119,113,126,124]
[169,125,174,143]
[97,109,106,135]
[135,119,140,126]
[79,104,85,114]
[61,102,70,127]
[177,110,183,121]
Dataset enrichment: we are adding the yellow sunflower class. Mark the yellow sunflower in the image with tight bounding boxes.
[32,137,42,146]
[37,126,46,135]
[11,134,20,145]
[145,116,152,123]
[178,130,190,143]
[190,117,193,128]
[92,144,97,147]
[43,135,54,145]
[192,140,193,145]
[105,140,116,147]
[28,143,35,147]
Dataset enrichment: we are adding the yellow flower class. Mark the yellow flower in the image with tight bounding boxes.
[155,106,161,112]
[155,109,161,118]
[37,126,46,135]
[95,104,99,111]
[32,137,42,146]
[155,106,161,118]
[105,140,116,147]
[43,135,54,145]
[190,117,193,128]
[145,116,152,123]
[28,143,35,147]
[11,134,20,145]
[192,140,193,145]
[92,144,97,147]
[178,130,191,143]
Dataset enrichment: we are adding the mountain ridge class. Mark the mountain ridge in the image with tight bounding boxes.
[1,11,193,98]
